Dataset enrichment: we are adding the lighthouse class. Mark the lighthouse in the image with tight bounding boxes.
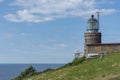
[84,15,102,53]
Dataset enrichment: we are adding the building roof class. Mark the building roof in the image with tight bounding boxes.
[88,15,98,22]
[86,43,120,46]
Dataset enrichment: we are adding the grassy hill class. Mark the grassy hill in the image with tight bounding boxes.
[17,53,120,80]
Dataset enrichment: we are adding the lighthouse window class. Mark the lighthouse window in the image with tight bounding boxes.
[89,46,95,51]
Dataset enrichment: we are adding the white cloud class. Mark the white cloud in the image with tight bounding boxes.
[4,9,54,22]
[4,0,119,23]
[58,43,68,48]
[83,9,119,16]
[98,9,119,15]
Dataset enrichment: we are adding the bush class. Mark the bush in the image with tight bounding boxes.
[42,68,55,73]
[58,56,86,69]
[20,66,37,77]
[71,56,86,65]
[12,66,37,80]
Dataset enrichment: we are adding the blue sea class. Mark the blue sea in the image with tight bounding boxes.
[0,64,64,80]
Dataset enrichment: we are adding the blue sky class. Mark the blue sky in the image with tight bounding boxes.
[0,0,120,63]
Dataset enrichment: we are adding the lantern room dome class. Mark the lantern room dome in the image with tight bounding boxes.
[87,15,99,32]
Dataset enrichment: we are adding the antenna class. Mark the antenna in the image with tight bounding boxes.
[96,11,102,29]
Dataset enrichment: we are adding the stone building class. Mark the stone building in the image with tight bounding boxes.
[84,15,120,54]
[74,50,84,58]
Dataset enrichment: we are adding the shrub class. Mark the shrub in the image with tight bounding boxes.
[58,56,86,69]
[71,56,86,65]
[20,66,37,77]
[12,66,37,80]
[42,68,55,73]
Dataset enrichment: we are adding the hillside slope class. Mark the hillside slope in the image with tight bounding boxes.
[23,53,120,80]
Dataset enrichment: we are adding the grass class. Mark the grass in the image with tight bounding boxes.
[22,53,120,80]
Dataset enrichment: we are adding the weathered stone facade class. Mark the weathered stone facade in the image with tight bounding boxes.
[84,32,101,45]
[86,43,120,54]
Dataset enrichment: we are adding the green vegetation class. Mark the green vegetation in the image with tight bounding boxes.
[13,53,120,80]
[59,56,86,69]
[12,66,37,80]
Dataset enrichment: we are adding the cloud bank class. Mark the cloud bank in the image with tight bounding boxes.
[4,0,118,23]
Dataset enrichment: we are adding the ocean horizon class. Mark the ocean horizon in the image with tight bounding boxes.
[0,63,64,80]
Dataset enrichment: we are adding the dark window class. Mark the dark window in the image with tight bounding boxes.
[89,46,95,51]
[112,46,117,51]
[101,46,106,51]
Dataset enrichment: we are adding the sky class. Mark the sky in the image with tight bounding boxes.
[0,0,120,63]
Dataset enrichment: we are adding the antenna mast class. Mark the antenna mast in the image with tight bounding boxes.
[96,11,102,29]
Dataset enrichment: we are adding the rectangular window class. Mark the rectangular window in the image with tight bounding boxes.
[89,46,95,51]
[101,46,106,51]
[112,46,117,51]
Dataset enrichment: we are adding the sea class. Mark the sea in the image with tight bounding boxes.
[0,64,64,80]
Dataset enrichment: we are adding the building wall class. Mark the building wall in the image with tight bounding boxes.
[84,32,101,54]
[86,44,120,54]
[74,52,84,58]
[86,45,101,53]
[84,32,101,45]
